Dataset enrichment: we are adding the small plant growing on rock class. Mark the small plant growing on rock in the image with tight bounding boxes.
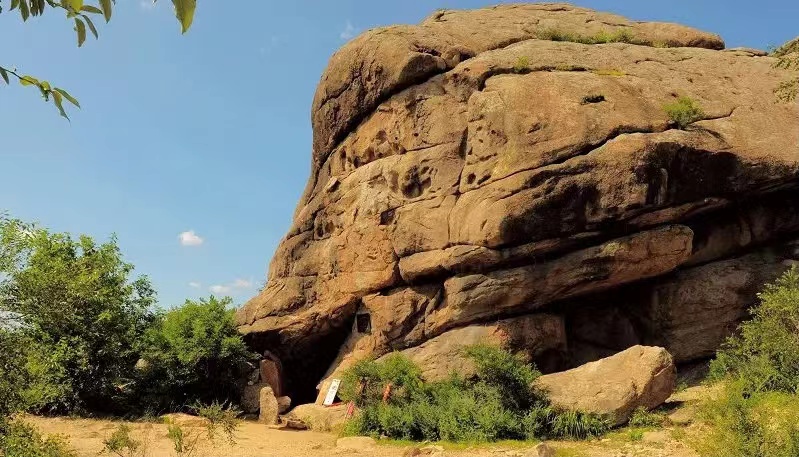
[663,96,704,129]
[513,56,531,73]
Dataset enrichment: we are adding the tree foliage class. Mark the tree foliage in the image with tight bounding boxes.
[0,216,156,413]
[134,296,257,412]
[0,0,197,118]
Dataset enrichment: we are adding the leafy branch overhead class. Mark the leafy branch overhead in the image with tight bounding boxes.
[0,0,196,118]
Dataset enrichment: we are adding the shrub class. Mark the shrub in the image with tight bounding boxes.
[663,96,704,129]
[135,296,257,412]
[0,419,77,457]
[709,266,799,394]
[165,423,200,457]
[341,345,610,442]
[696,381,799,457]
[103,424,142,457]
[193,401,241,444]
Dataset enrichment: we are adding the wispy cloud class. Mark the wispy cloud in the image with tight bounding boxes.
[209,284,231,295]
[209,278,255,296]
[232,278,253,288]
[188,281,201,288]
[260,36,281,56]
[178,230,204,247]
[340,21,356,40]
[139,0,156,11]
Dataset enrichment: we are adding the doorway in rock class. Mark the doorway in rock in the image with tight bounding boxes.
[244,313,356,405]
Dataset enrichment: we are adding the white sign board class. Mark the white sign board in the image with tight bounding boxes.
[323,378,341,406]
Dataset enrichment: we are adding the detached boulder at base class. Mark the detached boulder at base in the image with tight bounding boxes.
[285,403,349,432]
[535,345,676,425]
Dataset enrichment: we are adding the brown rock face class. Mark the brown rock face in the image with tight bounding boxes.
[535,345,676,425]
[237,3,799,402]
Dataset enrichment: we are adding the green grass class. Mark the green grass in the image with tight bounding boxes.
[535,28,651,46]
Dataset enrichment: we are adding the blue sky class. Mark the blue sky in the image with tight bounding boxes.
[1,0,796,308]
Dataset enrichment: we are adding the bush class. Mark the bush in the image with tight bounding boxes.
[696,381,799,457]
[663,96,704,129]
[709,266,799,394]
[135,296,257,412]
[340,345,610,442]
[103,424,142,457]
[0,419,77,457]
[0,218,156,414]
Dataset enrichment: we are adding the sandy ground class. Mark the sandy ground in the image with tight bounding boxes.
[24,414,702,457]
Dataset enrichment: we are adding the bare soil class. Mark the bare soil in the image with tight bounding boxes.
[25,413,702,457]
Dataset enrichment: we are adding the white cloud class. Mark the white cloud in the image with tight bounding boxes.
[188,281,201,288]
[232,278,253,288]
[209,278,254,296]
[178,230,204,247]
[210,284,231,295]
[340,21,356,40]
[139,0,156,10]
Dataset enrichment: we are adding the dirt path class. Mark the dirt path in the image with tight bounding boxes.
[25,415,700,457]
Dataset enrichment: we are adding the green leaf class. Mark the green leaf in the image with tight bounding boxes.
[80,4,101,13]
[19,75,39,86]
[19,0,30,20]
[54,88,80,108]
[171,0,196,34]
[69,0,83,11]
[99,0,111,22]
[83,14,98,39]
[52,91,70,120]
[75,17,86,47]
[10,0,20,10]
[0,68,9,85]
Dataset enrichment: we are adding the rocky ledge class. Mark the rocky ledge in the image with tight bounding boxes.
[235,3,799,403]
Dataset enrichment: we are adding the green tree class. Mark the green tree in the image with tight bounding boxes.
[0,216,156,413]
[135,296,256,412]
[0,0,197,118]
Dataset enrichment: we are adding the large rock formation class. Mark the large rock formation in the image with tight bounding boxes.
[236,3,799,402]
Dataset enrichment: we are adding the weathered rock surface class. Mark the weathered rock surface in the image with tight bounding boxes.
[258,386,280,425]
[236,3,799,402]
[241,382,267,414]
[535,346,676,425]
[285,403,349,432]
